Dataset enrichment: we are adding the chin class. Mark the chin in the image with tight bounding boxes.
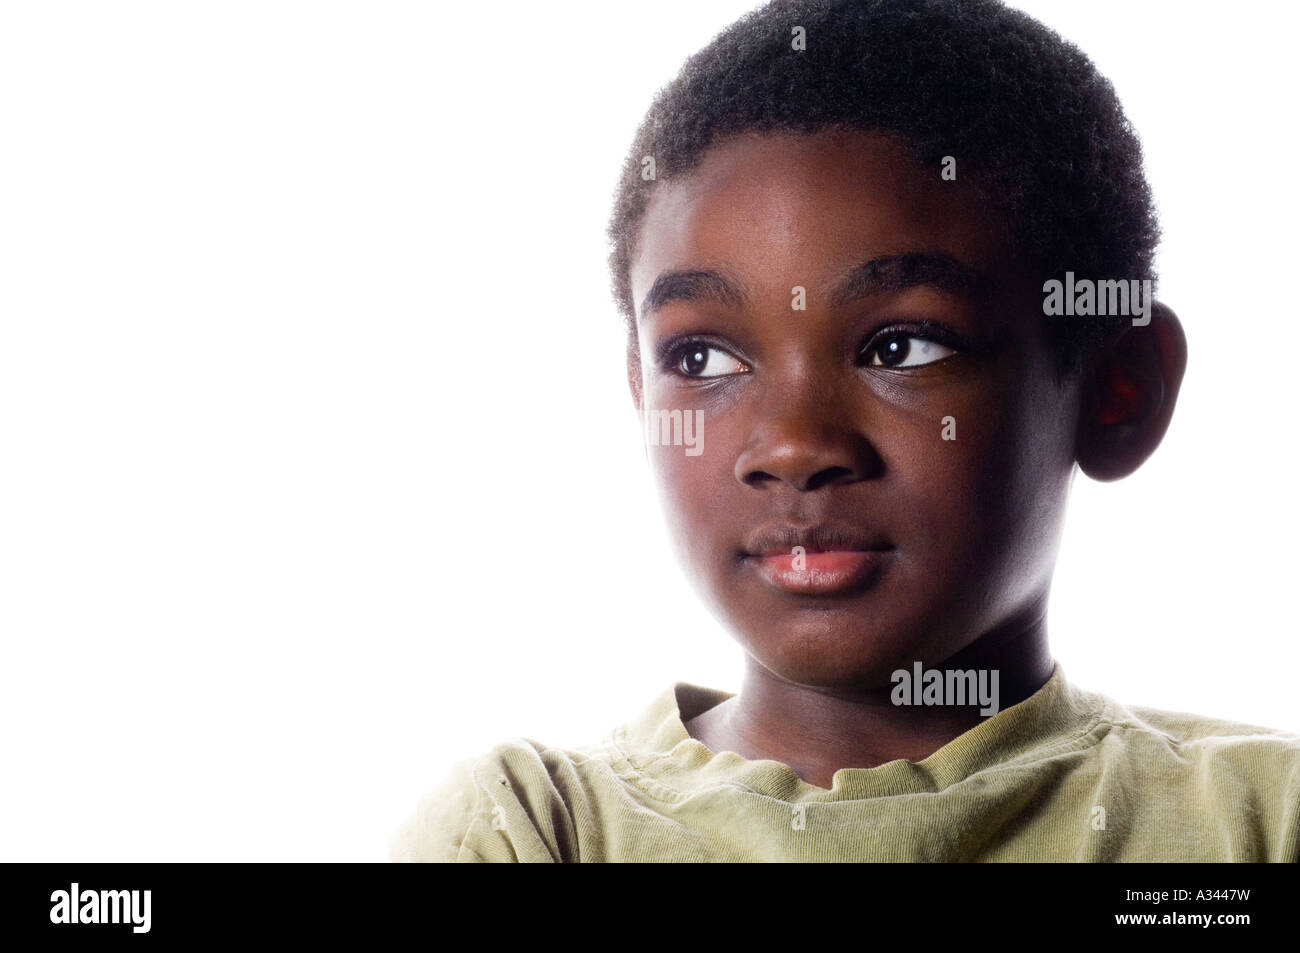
[740,617,921,690]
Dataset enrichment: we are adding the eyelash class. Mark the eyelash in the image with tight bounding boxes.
[656,323,969,378]
[656,335,745,378]
[860,322,969,367]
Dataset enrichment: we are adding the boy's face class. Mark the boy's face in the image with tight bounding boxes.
[628,128,1082,689]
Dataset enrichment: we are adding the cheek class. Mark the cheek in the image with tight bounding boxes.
[893,367,1075,599]
[882,362,1071,540]
[644,435,733,566]
[639,367,738,553]
[875,399,1007,560]
[640,401,757,614]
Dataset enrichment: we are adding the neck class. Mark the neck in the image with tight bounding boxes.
[696,608,1054,789]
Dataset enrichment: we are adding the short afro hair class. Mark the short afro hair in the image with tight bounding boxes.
[606,0,1160,374]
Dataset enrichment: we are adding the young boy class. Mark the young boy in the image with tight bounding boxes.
[391,0,1300,861]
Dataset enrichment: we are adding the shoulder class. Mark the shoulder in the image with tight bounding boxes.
[388,683,698,863]
[1102,694,1300,766]
[388,733,622,864]
[1095,694,1300,852]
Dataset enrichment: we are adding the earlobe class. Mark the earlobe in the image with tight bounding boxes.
[1076,301,1187,481]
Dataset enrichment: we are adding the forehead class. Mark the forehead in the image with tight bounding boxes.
[629,128,1019,316]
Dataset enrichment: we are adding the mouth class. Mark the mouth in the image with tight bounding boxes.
[741,522,894,596]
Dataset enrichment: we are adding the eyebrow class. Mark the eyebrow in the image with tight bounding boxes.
[637,252,989,321]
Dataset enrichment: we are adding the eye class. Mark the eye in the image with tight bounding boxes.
[667,340,748,378]
[865,333,956,368]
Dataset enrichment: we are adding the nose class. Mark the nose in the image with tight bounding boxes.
[733,380,883,491]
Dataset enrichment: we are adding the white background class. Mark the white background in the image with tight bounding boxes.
[1,1,1296,861]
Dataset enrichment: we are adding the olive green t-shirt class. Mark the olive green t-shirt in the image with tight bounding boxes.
[389,662,1300,862]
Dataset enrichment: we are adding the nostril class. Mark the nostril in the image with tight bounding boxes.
[804,466,858,492]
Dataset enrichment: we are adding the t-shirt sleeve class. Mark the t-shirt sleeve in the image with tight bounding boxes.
[1192,727,1300,862]
[388,746,568,863]
[1274,744,1300,862]
[389,755,502,862]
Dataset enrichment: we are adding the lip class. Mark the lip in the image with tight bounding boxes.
[745,549,890,595]
[741,522,894,596]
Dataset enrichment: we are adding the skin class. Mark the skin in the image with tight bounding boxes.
[625,128,1187,789]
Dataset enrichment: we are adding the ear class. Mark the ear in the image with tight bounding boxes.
[1075,301,1187,481]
